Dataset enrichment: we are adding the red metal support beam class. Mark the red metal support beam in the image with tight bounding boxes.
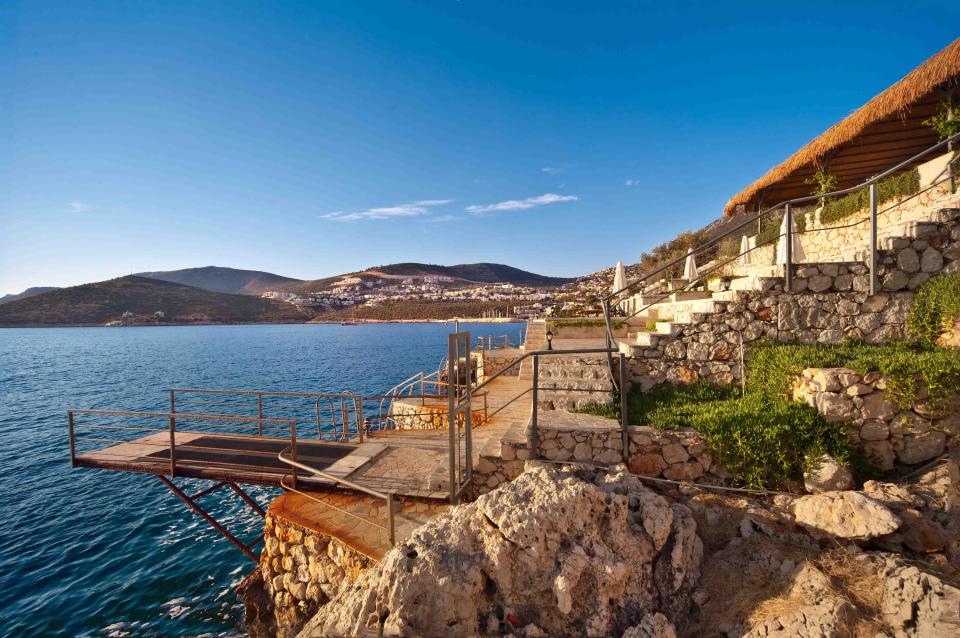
[157,476,259,563]
[227,482,266,519]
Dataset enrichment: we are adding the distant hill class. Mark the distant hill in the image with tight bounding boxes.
[0,286,60,305]
[136,266,303,295]
[0,276,309,326]
[290,262,571,293]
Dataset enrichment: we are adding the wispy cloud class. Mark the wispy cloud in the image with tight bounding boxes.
[466,193,578,214]
[422,214,460,223]
[66,200,91,213]
[321,199,453,222]
[541,166,562,175]
[625,179,640,187]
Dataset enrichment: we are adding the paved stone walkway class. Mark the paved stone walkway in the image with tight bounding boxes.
[269,491,446,561]
[275,374,534,558]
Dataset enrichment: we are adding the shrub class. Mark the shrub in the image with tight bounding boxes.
[755,207,809,247]
[747,339,960,408]
[819,168,920,226]
[924,100,960,140]
[907,273,960,347]
[621,340,960,487]
[627,382,849,488]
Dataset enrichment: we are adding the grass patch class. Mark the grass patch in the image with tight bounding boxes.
[621,339,960,487]
[626,381,849,488]
[546,319,625,330]
[820,168,920,226]
[907,273,960,347]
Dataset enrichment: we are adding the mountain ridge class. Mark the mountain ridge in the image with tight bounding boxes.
[0,276,309,326]
[287,262,572,293]
[136,266,303,295]
[0,287,61,305]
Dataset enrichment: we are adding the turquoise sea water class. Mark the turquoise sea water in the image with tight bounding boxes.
[0,322,522,638]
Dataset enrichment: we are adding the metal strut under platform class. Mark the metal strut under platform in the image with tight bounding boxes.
[157,476,265,562]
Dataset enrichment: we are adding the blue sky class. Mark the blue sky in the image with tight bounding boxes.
[1,1,958,294]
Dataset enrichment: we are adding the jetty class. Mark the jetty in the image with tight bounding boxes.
[68,331,617,562]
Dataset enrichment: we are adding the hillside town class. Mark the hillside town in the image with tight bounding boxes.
[260,274,557,318]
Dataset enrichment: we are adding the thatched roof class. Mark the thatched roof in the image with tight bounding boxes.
[724,38,960,216]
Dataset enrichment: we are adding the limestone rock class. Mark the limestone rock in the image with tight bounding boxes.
[803,454,854,493]
[860,392,898,421]
[620,613,677,638]
[878,557,960,635]
[814,392,857,423]
[792,491,901,540]
[297,463,703,638]
[896,430,946,465]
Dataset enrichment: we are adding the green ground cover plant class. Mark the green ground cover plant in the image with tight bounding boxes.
[572,338,960,488]
[907,273,960,347]
[819,168,920,226]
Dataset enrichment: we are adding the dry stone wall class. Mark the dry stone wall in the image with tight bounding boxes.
[628,207,960,390]
[474,412,729,494]
[257,510,373,638]
[793,367,959,471]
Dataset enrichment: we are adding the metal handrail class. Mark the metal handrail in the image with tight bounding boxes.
[472,347,615,394]
[277,447,396,545]
[603,131,960,305]
[599,133,960,358]
[67,408,298,479]
[615,167,960,327]
[171,388,365,442]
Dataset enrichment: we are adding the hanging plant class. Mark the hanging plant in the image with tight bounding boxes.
[924,100,960,140]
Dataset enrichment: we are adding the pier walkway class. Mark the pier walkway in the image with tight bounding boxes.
[68,374,534,561]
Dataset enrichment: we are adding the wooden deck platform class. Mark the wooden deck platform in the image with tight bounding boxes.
[74,431,387,488]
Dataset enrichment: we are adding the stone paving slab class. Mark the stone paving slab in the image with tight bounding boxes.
[269,491,446,561]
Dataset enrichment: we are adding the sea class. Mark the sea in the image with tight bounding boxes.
[0,322,523,638]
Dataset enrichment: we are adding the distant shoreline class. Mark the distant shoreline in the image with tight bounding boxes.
[0,317,526,329]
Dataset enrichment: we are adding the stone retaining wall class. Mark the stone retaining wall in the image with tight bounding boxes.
[389,398,484,430]
[793,367,959,471]
[629,208,960,390]
[478,350,520,380]
[257,507,373,638]
[474,413,729,494]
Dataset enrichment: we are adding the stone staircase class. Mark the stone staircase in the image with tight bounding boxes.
[616,206,960,359]
[535,353,615,409]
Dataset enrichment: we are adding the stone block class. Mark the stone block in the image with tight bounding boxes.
[660,442,689,464]
[896,431,946,465]
[627,453,667,476]
[663,461,704,482]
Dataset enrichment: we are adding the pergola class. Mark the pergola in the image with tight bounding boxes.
[725,38,960,216]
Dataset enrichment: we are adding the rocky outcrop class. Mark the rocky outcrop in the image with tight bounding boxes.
[792,491,902,540]
[793,367,959,471]
[803,454,854,493]
[296,463,703,638]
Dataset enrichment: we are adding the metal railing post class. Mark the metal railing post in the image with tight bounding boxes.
[257,393,263,436]
[290,420,298,490]
[619,353,629,462]
[387,493,396,546]
[357,399,364,443]
[869,183,878,295]
[447,334,457,504]
[531,354,539,452]
[67,410,76,467]
[784,203,793,292]
[169,389,177,477]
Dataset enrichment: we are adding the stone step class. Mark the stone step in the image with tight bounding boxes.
[538,367,609,381]
[540,391,615,410]
[539,379,614,392]
[729,275,780,292]
[668,291,711,302]
[626,321,680,338]
[712,290,750,303]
